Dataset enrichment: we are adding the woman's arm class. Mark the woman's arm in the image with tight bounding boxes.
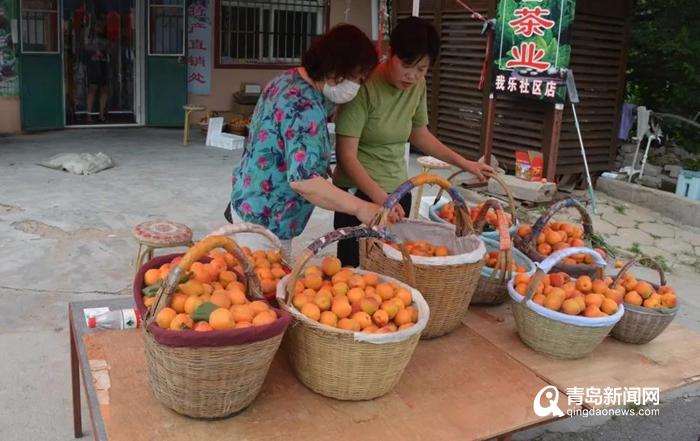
[290,176,381,225]
[335,135,388,204]
[409,126,493,180]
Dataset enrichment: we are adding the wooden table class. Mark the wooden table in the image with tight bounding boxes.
[69,298,577,441]
[463,304,700,409]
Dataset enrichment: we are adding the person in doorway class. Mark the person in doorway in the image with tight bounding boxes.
[226,24,388,258]
[332,16,494,267]
[85,15,110,123]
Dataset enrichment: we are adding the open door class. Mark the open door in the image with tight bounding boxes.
[19,0,63,130]
[146,0,186,126]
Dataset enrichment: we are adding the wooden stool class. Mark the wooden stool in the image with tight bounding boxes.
[183,104,206,145]
[133,220,194,273]
[412,156,452,218]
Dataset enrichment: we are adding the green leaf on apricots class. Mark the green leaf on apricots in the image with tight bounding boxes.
[191,302,218,322]
[142,283,161,297]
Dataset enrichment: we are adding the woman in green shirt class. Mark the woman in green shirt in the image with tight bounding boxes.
[333,17,493,266]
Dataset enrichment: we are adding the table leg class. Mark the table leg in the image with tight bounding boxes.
[70,314,83,438]
[183,110,191,145]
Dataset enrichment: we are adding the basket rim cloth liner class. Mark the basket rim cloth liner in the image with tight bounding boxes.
[134,253,291,347]
[381,219,486,266]
[276,268,430,344]
[508,246,625,328]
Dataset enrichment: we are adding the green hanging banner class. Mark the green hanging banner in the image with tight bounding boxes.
[493,0,576,103]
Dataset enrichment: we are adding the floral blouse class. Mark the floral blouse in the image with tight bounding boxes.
[230,69,333,240]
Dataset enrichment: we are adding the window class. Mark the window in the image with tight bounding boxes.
[218,0,327,66]
[21,0,59,53]
[149,0,185,55]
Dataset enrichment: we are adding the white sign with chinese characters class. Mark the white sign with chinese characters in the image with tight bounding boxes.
[187,0,212,95]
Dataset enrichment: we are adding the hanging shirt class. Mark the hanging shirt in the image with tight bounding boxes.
[230,68,333,240]
[333,64,428,193]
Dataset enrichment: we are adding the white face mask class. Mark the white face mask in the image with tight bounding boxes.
[322,80,361,104]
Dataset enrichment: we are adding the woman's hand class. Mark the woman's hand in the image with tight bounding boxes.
[356,201,383,225]
[461,160,494,181]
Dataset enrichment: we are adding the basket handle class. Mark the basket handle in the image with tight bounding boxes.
[284,226,388,304]
[526,198,594,248]
[207,222,287,263]
[433,172,517,224]
[611,257,667,289]
[472,198,511,247]
[473,198,513,283]
[145,235,262,326]
[373,173,474,237]
[521,247,606,304]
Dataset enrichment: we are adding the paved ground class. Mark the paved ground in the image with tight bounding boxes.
[0,128,698,441]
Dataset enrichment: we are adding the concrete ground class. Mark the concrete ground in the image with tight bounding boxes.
[0,128,698,441]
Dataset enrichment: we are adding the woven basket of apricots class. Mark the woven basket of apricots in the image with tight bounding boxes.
[507,247,625,360]
[609,258,679,344]
[514,197,605,278]
[276,226,430,401]
[134,234,291,418]
[361,174,486,339]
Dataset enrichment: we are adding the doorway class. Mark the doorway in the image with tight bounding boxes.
[62,0,140,125]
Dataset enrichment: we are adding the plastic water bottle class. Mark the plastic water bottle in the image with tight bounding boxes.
[88,308,142,330]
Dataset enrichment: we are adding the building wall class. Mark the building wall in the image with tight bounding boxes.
[0,0,375,134]
[187,0,375,115]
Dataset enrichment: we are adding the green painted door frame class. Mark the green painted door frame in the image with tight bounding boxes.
[145,0,187,126]
[18,0,64,130]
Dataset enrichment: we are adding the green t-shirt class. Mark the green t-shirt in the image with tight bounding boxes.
[333,66,428,193]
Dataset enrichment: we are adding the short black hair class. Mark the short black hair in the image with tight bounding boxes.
[390,17,440,65]
[302,24,378,82]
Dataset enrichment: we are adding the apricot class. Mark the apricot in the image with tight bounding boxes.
[155,307,177,329]
[338,318,360,331]
[331,297,352,319]
[230,304,255,323]
[321,256,341,276]
[623,291,643,306]
[372,309,389,327]
[301,303,321,321]
[319,311,338,328]
[576,276,593,293]
[660,293,677,308]
[352,311,372,329]
[209,308,234,330]
[600,298,619,315]
[634,281,654,299]
[543,295,563,311]
[562,298,582,315]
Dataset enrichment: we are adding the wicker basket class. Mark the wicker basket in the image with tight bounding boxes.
[360,173,485,339]
[610,258,678,344]
[514,197,599,278]
[276,226,429,400]
[207,222,290,305]
[508,247,625,359]
[137,235,291,418]
[472,200,535,305]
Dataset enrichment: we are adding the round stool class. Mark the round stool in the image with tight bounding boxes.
[133,220,194,273]
[183,104,206,145]
[412,156,453,218]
